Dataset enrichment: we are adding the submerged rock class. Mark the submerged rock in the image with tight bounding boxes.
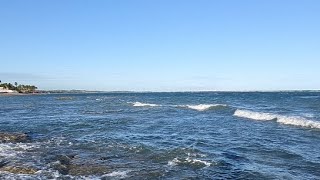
[52,162,111,176]
[0,166,37,174]
[68,164,111,176]
[0,132,30,143]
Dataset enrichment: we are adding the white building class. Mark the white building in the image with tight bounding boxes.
[0,87,16,93]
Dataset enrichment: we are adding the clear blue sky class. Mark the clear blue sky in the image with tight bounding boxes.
[0,0,319,91]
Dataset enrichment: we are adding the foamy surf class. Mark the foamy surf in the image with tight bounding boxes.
[233,109,277,121]
[102,170,130,178]
[234,109,320,129]
[0,143,39,158]
[178,104,228,111]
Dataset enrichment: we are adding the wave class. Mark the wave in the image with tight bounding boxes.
[131,102,160,107]
[177,104,228,111]
[130,102,228,111]
[299,96,320,99]
[234,109,320,129]
[233,109,277,121]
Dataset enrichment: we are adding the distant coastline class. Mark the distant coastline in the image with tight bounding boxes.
[1,79,319,96]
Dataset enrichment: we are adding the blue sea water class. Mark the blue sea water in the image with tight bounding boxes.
[1,92,320,179]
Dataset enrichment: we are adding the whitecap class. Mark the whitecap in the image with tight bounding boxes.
[277,116,320,129]
[187,158,212,167]
[168,157,212,167]
[233,109,277,121]
[299,96,320,99]
[178,104,227,111]
[131,102,159,107]
[167,157,180,166]
[234,109,320,129]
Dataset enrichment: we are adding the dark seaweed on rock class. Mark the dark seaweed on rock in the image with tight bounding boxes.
[0,132,30,143]
[51,154,111,176]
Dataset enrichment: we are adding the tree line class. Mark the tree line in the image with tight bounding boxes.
[0,80,38,93]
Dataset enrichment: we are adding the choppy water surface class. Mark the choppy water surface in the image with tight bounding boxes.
[1,92,320,179]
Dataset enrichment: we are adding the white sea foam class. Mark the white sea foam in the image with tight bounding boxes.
[0,171,38,179]
[102,170,130,178]
[0,143,38,158]
[167,158,178,166]
[178,104,227,111]
[131,102,160,107]
[168,157,212,167]
[234,109,320,129]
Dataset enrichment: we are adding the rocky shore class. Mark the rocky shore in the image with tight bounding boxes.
[0,132,112,177]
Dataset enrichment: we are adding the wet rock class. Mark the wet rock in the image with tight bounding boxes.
[57,155,72,165]
[52,154,110,176]
[0,166,37,174]
[0,132,30,143]
[99,157,110,160]
[51,161,69,175]
[0,161,9,168]
[52,162,111,176]
[50,154,74,175]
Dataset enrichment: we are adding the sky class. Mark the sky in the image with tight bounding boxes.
[0,0,319,91]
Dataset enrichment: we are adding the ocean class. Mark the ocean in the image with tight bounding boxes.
[1,92,320,179]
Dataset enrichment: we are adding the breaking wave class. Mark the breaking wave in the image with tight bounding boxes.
[131,102,160,107]
[234,109,320,129]
[233,109,277,121]
[130,102,228,111]
[180,104,228,111]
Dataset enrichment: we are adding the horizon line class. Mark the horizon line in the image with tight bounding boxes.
[38,89,320,93]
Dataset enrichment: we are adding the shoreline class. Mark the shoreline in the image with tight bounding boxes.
[0,93,42,96]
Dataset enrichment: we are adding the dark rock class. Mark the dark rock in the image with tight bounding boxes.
[0,132,30,143]
[0,161,9,168]
[51,154,110,176]
[51,161,69,175]
[57,155,72,165]
[99,157,110,160]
